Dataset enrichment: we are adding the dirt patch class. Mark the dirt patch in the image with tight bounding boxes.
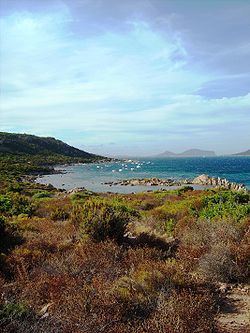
[216,284,250,333]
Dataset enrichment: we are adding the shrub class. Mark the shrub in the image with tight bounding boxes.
[32,191,53,199]
[0,302,34,326]
[198,191,250,221]
[114,262,172,320]
[231,220,250,281]
[165,218,176,237]
[74,198,135,241]
[7,182,23,194]
[50,207,70,221]
[0,195,12,214]
[70,191,93,201]
[114,273,158,319]
[0,193,34,217]
[149,197,196,236]
[177,219,243,282]
[142,288,215,333]
[175,186,194,196]
[198,244,236,282]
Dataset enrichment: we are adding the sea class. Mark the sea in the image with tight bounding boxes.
[35,156,250,193]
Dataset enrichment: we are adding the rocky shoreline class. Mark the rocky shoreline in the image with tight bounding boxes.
[102,174,247,192]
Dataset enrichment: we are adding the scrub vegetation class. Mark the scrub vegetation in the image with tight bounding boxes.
[0,132,106,181]
[0,167,249,333]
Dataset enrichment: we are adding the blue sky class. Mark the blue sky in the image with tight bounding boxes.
[0,0,249,156]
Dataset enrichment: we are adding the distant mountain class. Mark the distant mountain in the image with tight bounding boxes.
[156,150,176,157]
[156,149,216,157]
[0,132,99,159]
[233,149,250,156]
[179,149,216,157]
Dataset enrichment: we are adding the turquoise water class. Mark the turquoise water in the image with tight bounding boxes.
[36,156,250,193]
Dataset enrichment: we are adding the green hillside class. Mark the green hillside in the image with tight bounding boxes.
[0,132,105,180]
[0,132,96,158]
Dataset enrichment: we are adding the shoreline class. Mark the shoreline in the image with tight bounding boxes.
[22,158,118,185]
[102,174,247,192]
[35,170,248,194]
[31,157,249,193]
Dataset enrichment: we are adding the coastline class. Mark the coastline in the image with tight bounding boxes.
[22,158,117,185]
[102,174,247,191]
[33,156,250,193]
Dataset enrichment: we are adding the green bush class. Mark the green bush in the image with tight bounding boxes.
[74,198,136,241]
[199,191,250,221]
[0,302,34,325]
[50,207,70,221]
[32,190,53,199]
[7,182,23,193]
[176,186,194,196]
[207,191,249,204]
[114,270,162,319]
[0,195,12,213]
[70,191,94,201]
[0,193,34,216]
[165,218,176,237]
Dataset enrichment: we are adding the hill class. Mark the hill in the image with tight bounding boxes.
[233,149,250,156]
[156,148,216,157]
[179,149,216,157]
[0,132,106,180]
[0,132,97,158]
[156,150,176,157]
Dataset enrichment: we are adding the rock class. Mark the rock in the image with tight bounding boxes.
[102,175,247,191]
[67,187,86,194]
[192,174,247,191]
[192,174,211,185]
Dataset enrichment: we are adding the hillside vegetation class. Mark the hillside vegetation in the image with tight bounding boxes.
[0,175,249,332]
[0,132,106,180]
[0,143,249,332]
[0,132,95,158]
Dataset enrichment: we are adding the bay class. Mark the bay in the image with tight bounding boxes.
[36,156,250,193]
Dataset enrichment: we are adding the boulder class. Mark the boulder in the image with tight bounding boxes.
[67,187,86,194]
[192,174,211,185]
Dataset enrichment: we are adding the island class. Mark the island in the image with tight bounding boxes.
[233,149,250,156]
[156,148,216,157]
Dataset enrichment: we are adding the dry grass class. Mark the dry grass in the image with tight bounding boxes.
[1,188,249,332]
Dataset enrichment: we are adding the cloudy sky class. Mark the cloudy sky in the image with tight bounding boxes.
[0,0,249,155]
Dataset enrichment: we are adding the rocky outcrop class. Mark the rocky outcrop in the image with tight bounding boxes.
[103,174,247,192]
[67,187,86,194]
[103,178,184,187]
[192,174,246,191]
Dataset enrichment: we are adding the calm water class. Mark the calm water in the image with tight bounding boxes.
[36,156,250,193]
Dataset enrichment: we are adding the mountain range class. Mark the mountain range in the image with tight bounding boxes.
[156,149,216,157]
[0,132,249,158]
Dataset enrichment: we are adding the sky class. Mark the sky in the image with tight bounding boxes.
[0,0,250,156]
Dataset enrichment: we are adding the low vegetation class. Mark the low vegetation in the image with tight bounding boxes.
[0,132,107,181]
[0,159,249,332]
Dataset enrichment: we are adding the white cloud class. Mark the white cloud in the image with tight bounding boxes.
[0,8,249,155]
[0,12,207,110]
